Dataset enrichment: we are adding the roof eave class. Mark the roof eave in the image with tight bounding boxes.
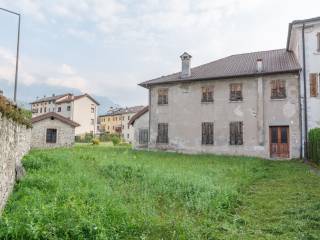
[139,70,301,87]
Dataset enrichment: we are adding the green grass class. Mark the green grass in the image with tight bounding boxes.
[0,145,320,239]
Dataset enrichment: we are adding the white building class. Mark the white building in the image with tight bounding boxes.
[287,16,320,156]
[31,93,99,136]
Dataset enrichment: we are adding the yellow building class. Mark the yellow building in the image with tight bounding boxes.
[99,106,144,142]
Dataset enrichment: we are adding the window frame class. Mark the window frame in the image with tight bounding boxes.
[46,128,57,143]
[310,73,318,97]
[139,129,149,145]
[230,83,243,102]
[317,32,320,52]
[157,123,169,144]
[201,122,214,145]
[271,80,286,99]
[230,121,243,145]
[201,86,214,103]
[158,88,169,105]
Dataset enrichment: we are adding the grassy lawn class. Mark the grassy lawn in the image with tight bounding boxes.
[0,145,319,239]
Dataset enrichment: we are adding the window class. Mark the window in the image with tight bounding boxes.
[230,84,243,101]
[202,122,214,145]
[44,107,47,113]
[40,108,42,113]
[91,119,94,125]
[317,33,320,52]
[201,87,214,103]
[310,73,318,97]
[271,80,286,99]
[230,121,243,145]
[58,107,61,112]
[139,129,148,144]
[158,88,168,105]
[67,106,71,111]
[128,116,130,120]
[46,129,57,143]
[91,107,95,113]
[157,123,168,143]
[127,134,130,139]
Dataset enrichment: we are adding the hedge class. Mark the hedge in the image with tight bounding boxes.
[308,128,320,164]
[0,95,32,128]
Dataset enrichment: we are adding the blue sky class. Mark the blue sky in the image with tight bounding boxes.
[0,0,319,111]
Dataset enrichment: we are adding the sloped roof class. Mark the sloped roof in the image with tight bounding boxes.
[139,49,301,88]
[286,16,320,50]
[99,105,145,117]
[32,112,80,127]
[30,93,71,104]
[128,106,149,126]
[56,93,100,105]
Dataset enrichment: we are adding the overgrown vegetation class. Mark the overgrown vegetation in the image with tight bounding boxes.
[0,145,319,239]
[0,95,32,128]
[308,128,320,164]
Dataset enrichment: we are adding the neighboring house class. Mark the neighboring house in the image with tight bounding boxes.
[129,106,149,149]
[30,93,99,136]
[31,112,80,148]
[99,106,144,143]
[139,49,302,159]
[287,17,320,157]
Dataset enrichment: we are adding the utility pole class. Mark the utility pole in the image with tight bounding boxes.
[0,7,21,102]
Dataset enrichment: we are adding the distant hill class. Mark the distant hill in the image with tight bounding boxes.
[0,79,118,114]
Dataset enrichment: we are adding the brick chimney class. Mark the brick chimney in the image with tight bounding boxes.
[180,52,192,78]
[257,58,263,73]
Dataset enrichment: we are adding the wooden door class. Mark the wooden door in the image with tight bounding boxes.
[269,126,290,158]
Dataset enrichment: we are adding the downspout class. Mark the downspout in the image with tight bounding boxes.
[302,23,309,160]
[148,86,151,150]
[298,72,303,159]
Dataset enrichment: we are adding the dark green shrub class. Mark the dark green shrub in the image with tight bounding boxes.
[111,135,121,146]
[308,128,320,164]
[99,132,110,142]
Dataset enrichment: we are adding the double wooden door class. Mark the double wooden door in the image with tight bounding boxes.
[269,126,290,158]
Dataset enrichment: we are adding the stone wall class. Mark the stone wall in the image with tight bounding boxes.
[0,112,31,212]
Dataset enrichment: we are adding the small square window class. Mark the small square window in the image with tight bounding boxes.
[230,84,243,101]
[46,129,57,143]
[158,88,168,105]
[67,106,71,111]
[201,87,214,103]
[271,80,286,99]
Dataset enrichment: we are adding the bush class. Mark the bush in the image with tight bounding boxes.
[99,133,110,142]
[111,135,121,146]
[308,128,320,164]
[92,139,100,145]
[75,133,94,143]
[0,96,31,128]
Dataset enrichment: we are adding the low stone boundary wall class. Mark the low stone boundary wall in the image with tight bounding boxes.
[0,113,31,211]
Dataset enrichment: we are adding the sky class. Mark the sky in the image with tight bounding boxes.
[0,0,319,110]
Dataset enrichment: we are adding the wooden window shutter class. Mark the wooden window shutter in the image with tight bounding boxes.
[317,33,320,52]
[310,73,318,97]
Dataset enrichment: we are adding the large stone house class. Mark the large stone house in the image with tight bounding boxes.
[287,17,320,157]
[31,93,99,136]
[99,106,144,143]
[136,17,320,159]
[31,112,80,149]
[139,50,301,159]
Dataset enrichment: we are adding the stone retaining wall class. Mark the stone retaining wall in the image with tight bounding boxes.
[0,112,31,212]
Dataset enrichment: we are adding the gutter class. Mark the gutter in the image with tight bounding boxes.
[139,70,301,89]
[302,23,309,160]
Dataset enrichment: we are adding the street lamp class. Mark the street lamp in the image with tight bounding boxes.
[0,7,21,102]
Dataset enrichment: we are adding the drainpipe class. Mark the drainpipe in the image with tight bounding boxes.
[148,86,151,150]
[298,72,303,159]
[302,23,309,160]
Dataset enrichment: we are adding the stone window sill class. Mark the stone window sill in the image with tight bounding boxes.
[270,98,286,101]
